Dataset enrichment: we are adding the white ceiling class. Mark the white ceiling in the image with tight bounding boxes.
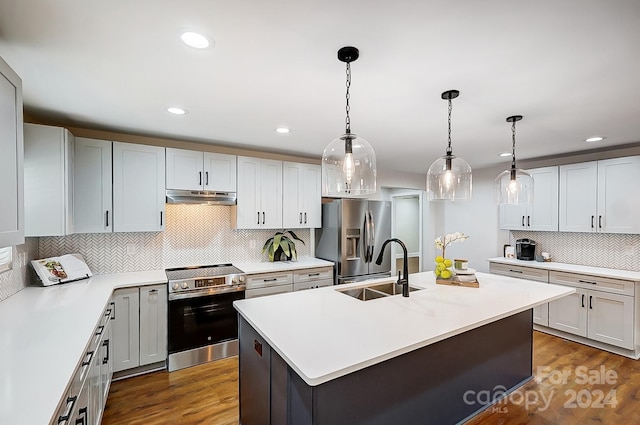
[1,0,640,174]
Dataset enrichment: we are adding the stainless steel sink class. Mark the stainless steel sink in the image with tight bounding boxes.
[337,282,422,301]
[366,282,421,296]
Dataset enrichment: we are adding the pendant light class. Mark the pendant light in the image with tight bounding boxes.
[322,46,376,196]
[426,90,472,200]
[494,115,533,205]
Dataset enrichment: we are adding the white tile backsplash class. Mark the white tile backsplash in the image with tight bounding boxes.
[0,239,39,301]
[39,205,311,275]
[510,231,640,271]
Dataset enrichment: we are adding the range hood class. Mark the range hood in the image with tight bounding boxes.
[166,189,236,205]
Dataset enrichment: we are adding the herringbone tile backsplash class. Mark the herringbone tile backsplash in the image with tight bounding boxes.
[39,205,311,274]
[0,239,39,301]
[510,231,640,271]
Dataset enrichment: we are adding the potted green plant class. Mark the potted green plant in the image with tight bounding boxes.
[262,230,305,262]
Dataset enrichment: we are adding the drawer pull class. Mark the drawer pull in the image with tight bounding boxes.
[95,325,104,336]
[308,273,320,277]
[508,269,523,274]
[58,395,77,424]
[263,278,278,282]
[81,350,94,367]
[578,279,597,285]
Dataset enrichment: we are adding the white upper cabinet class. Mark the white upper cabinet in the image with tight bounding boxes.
[0,57,24,248]
[24,123,75,237]
[235,156,282,229]
[560,157,640,233]
[596,156,640,234]
[113,142,165,232]
[282,162,321,228]
[499,166,558,231]
[74,138,113,233]
[166,147,236,192]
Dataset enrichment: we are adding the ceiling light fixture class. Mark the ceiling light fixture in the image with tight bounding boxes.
[494,115,533,205]
[426,90,472,201]
[180,31,210,49]
[585,136,605,143]
[321,46,376,196]
[167,107,187,115]
[275,127,290,134]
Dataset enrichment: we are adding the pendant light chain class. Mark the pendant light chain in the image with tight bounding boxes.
[345,61,351,134]
[511,119,517,169]
[446,97,452,155]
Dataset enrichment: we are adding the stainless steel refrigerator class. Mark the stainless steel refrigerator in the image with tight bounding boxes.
[315,199,392,284]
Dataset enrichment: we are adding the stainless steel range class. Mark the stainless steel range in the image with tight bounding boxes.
[166,264,246,372]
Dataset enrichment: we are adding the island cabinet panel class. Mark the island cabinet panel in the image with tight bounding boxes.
[239,311,533,425]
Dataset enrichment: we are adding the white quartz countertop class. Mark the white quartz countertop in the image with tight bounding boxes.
[234,257,333,274]
[234,271,574,386]
[0,270,167,425]
[488,257,640,281]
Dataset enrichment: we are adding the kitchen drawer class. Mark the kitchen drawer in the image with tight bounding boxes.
[246,284,293,299]
[293,278,333,291]
[489,263,549,282]
[549,271,635,296]
[246,272,293,290]
[293,267,333,283]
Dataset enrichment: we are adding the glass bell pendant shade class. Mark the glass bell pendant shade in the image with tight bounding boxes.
[494,168,534,205]
[426,154,472,201]
[322,133,377,196]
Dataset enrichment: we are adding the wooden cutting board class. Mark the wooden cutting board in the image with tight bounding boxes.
[436,274,479,288]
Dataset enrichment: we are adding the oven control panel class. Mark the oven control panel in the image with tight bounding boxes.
[195,277,225,288]
[168,273,247,295]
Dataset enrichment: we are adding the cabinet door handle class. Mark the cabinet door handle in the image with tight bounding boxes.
[522,216,525,227]
[591,215,595,229]
[300,212,303,224]
[199,171,202,186]
[58,395,77,424]
[581,294,585,308]
[105,211,109,227]
[77,406,88,425]
[205,171,209,186]
[578,279,597,285]
[160,211,163,226]
[527,216,530,227]
[304,212,307,224]
[262,212,265,224]
[110,302,115,320]
[508,269,523,274]
[589,295,593,309]
[103,339,110,364]
[257,212,260,225]
[599,215,602,229]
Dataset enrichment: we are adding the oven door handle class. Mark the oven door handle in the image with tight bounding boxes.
[168,285,246,301]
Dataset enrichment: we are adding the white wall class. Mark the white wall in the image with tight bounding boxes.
[435,164,509,273]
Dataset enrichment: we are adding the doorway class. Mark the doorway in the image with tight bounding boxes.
[390,191,424,276]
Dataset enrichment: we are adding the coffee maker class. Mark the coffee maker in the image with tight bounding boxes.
[516,238,536,261]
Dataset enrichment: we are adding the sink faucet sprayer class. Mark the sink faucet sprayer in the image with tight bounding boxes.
[375,238,409,297]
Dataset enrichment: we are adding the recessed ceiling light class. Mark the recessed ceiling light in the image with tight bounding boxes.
[585,136,605,143]
[275,127,290,134]
[167,107,187,115]
[180,31,210,49]
[498,152,512,157]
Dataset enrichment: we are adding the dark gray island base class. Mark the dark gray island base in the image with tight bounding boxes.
[239,310,533,425]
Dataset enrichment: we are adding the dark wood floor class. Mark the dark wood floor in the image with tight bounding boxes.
[102,331,640,424]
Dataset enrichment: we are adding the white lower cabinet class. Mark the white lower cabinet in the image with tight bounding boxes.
[112,287,140,372]
[55,303,113,425]
[112,285,167,373]
[489,263,549,326]
[245,266,334,298]
[548,286,634,350]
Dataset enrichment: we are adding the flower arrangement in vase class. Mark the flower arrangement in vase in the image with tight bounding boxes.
[434,232,469,278]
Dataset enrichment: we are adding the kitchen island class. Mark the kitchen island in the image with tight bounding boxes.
[233,271,574,425]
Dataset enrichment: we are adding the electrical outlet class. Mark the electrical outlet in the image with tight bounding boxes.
[126,243,137,255]
[249,240,256,249]
[623,244,635,256]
